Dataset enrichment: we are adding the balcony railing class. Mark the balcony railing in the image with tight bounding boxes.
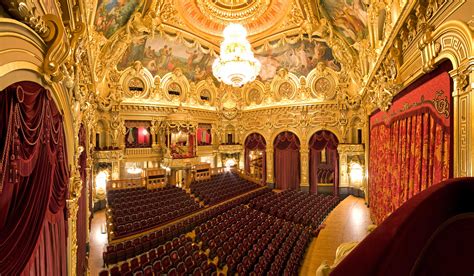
[125,147,153,156]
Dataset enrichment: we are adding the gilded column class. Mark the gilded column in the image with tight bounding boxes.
[67,173,82,276]
[265,148,274,185]
[300,148,309,192]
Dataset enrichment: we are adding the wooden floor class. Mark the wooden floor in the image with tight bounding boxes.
[90,210,107,276]
[89,195,372,275]
[300,195,372,275]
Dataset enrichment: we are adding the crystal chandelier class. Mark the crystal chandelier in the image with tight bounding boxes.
[212,23,261,87]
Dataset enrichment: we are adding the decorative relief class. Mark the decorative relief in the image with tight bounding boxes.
[271,69,299,101]
[120,61,153,99]
[278,82,295,99]
[161,69,190,102]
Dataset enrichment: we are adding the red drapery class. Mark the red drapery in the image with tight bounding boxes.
[309,131,339,195]
[77,124,87,275]
[244,133,266,183]
[274,132,300,190]
[369,63,452,224]
[0,82,69,275]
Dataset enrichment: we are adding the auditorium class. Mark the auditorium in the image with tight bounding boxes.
[0,0,473,275]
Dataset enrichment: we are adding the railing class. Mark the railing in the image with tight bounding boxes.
[107,178,146,190]
[210,167,226,175]
[234,168,265,186]
[125,147,153,156]
[195,171,211,181]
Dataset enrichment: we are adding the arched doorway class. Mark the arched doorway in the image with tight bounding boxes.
[309,130,339,195]
[0,82,69,275]
[244,133,266,183]
[274,131,300,190]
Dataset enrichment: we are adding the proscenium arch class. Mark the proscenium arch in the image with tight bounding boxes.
[0,18,76,275]
[0,18,75,168]
[431,20,474,70]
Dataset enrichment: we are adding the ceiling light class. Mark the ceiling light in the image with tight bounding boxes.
[212,23,261,87]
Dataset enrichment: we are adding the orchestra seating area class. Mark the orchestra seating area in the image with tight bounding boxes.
[190,172,259,205]
[100,174,341,275]
[103,188,270,266]
[248,190,340,229]
[196,205,311,275]
[107,186,203,238]
[101,204,311,276]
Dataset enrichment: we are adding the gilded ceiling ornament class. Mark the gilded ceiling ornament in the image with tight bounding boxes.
[175,0,292,38]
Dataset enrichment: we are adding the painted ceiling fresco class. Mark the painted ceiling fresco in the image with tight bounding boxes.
[255,39,341,80]
[321,0,368,45]
[117,34,341,82]
[118,35,215,82]
[95,0,140,38]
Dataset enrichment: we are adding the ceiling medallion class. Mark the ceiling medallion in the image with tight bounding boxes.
[212,24,261,87]
[197,0,267,22]
[176,0,291,37]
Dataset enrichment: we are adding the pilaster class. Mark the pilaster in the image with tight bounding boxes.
[265,148,274,184]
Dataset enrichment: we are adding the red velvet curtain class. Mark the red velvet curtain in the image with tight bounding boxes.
[244,133,266,183]
[77,124,87,275]
[0,82,69,275]
[274,132,300,190]
[369,64,452,224]
[309,131,339,195]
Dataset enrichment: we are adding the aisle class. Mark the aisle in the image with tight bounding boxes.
[300,196,372,275]
[90,210,107,276]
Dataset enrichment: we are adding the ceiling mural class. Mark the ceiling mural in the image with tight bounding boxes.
[255,38,341,80]
[94,0,140,38]
[118,34,215,83]
[320,0,368,45]
[118,33,341,83]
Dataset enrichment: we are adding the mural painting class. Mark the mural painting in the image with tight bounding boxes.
[95,0,140,38]
[117,35,341,83]
[118,35,214,82]
[255,39,341,80]
[321,0,368,44]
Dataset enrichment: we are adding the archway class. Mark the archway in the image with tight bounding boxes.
[0,82,69,275]
[273,131,300,190]
[309,130,339,195]
[244,133,266,183]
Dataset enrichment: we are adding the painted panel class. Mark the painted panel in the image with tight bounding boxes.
[95,0,140,38]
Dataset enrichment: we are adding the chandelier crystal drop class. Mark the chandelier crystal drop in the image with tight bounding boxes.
[212,23,261,87]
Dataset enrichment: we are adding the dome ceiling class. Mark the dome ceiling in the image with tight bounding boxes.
[175,0,293,38]
[92,0,368,86]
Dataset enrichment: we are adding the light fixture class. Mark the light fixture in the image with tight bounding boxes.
[142,128,148,135]
[212,23,261,87]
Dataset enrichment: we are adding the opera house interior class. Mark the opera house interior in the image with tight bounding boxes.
[1,0,474,275]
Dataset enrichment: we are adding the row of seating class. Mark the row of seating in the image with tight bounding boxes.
[103,188,270,265]
[107,186,204,238]
[101,234,216,276]
[248,190,340,228]
[195,205,312,275]
[108,186,190,207]
[190,172,259,205]
[102,203,312,276]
